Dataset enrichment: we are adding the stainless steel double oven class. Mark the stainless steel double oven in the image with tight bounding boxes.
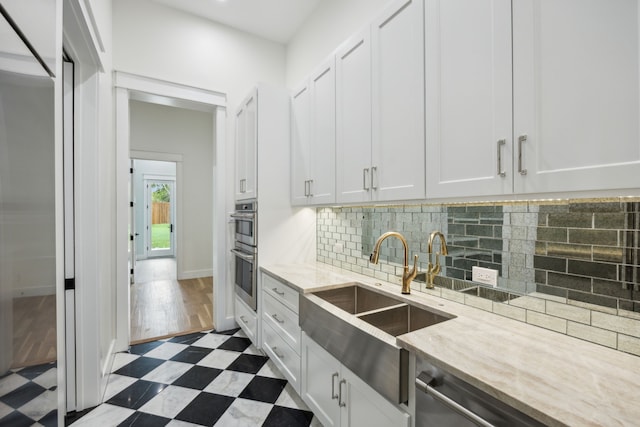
[231,200,257,311]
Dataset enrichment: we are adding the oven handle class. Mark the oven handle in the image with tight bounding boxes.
[230,248,255,262]
[415,372,495,427]
[230,212,256,220]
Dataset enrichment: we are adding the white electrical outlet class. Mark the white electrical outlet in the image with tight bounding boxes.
[472,266,498,287]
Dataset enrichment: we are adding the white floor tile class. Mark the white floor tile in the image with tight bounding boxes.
[166,419,204,427]
[257,360,285,379]
[196,349,240,369]
[0,373,28,397]
[243,344,263,356]
[143,342,189,360]
[139,385,200,419]
[18,390,57,421]
[274,383,310,411]
[32,368,57,390]
[0,401,13,419]
[203,371,254,397]
[68,403,135,426]
[213,397,273,427]
[142,361,192,384]
[192,334,230,349]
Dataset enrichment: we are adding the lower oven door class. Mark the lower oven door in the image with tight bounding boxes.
[231,248,257,311]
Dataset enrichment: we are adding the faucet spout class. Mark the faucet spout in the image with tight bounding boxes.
[426,231,448,289]
[370,231,418,294]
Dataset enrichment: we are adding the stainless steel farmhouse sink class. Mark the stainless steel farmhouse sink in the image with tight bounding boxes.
[299,283,454,404]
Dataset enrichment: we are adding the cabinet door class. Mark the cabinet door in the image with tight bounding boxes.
[425,0,513,198]
[371,0,425,201]
[301,334,341,427]
[291,83,311,205]
[340,366,410,427]
[513,0,640,193]
[234,105,247,199]
[234,91,257,200]
[336,29,373,204]
[309,57,337,205]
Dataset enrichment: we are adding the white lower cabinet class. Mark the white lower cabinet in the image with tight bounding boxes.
[235,295,257,344]
[261,273,302,393]
[301,333,410,427]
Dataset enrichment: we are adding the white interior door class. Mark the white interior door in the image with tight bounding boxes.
[146,179,175,258]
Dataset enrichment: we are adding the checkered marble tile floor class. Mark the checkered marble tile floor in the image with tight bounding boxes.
[69,329,320,427]
[0,362,58,426]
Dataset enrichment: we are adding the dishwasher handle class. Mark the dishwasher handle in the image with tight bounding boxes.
[416,372,496,427]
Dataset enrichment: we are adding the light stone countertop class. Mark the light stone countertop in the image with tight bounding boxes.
[261,262,640,427]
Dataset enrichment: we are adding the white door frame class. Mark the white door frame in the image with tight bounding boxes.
[115,71,233,352]
[145,177,176,258]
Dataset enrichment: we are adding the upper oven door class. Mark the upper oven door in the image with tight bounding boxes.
[231,212,256,246]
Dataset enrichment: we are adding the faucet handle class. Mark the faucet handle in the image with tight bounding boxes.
[409,254,418,278]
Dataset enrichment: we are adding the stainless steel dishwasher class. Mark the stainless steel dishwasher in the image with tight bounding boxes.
[415,358,545,427]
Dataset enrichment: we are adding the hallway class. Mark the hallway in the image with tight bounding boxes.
[131,258,214,343]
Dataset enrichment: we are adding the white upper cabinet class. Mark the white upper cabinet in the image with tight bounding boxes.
[425,0,513,198]
[291,82,311,205]
[336,29,373,204]
[235,90,257,200]
[371,0,426,201]
[512,0,640,194]
[427,0,640,198]
[291,58,336,205]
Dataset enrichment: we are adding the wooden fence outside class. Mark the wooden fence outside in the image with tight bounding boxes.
[152,202,170,224]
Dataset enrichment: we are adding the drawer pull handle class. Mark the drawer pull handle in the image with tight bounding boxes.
[331,372,339,400]
[239,315,248,324]
[271,313,285,324]
[272,287,285,296]
[272,346,284,359]
[338,379,347,407]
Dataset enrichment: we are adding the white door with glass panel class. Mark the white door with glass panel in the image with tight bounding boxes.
[145,179,175,258]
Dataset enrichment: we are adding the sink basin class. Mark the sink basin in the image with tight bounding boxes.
[358,304,451,336]
[313,283,402,314]
[299,282,455,404]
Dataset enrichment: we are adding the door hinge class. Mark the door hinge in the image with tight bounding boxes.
[170,224,173,233]
[130,268,134,275]
[65,278,75,290]
[130,201,134,207]
[130,167,133,174]
[130,234,134,241]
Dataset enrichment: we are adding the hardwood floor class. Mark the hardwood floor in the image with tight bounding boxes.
[130,275,214,344]
[12,295,56,368]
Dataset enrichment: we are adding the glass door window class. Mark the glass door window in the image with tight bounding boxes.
[146,180,175,258]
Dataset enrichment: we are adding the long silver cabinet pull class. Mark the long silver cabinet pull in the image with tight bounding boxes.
[497,139,506,177]
[338,379,347,407]
[518,134,528,175]
[308,179,314,197]
[271,313,284,324]
[331,373,339,399]
[371,166,378,190]
[363,168,370,191]
[304,180,309,197]
[415,374,495,427]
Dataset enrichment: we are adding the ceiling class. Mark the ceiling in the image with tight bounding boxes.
[151,0,322,44]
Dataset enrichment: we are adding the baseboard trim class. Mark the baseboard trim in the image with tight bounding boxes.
[178,269,213,280]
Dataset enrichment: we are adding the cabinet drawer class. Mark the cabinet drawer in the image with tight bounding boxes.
[263,292,301,352]
[263,274,299,313]
[263,321,301,393]
[235,296,257,344]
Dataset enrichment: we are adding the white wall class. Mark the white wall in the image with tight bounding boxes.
[130,100,214,278]
[285,0,391,88]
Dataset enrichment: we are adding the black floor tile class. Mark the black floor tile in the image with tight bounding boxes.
[0,410,34,427]
[175,392,234,426]
[114,356,165,378]
[118,411,171,427]
[129,340,164,355]
[0,382,46,408]
[239,376,288,404]
[226,354,268,375]
[168,332,206,345]
[170,346,213,364]
[263,406,314,427]
[213,328,240,336]
[38,410,58,427]
[106,380,167,410]
[217,336,252,352]
[172,365,222,390]
[16,362,56,380]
